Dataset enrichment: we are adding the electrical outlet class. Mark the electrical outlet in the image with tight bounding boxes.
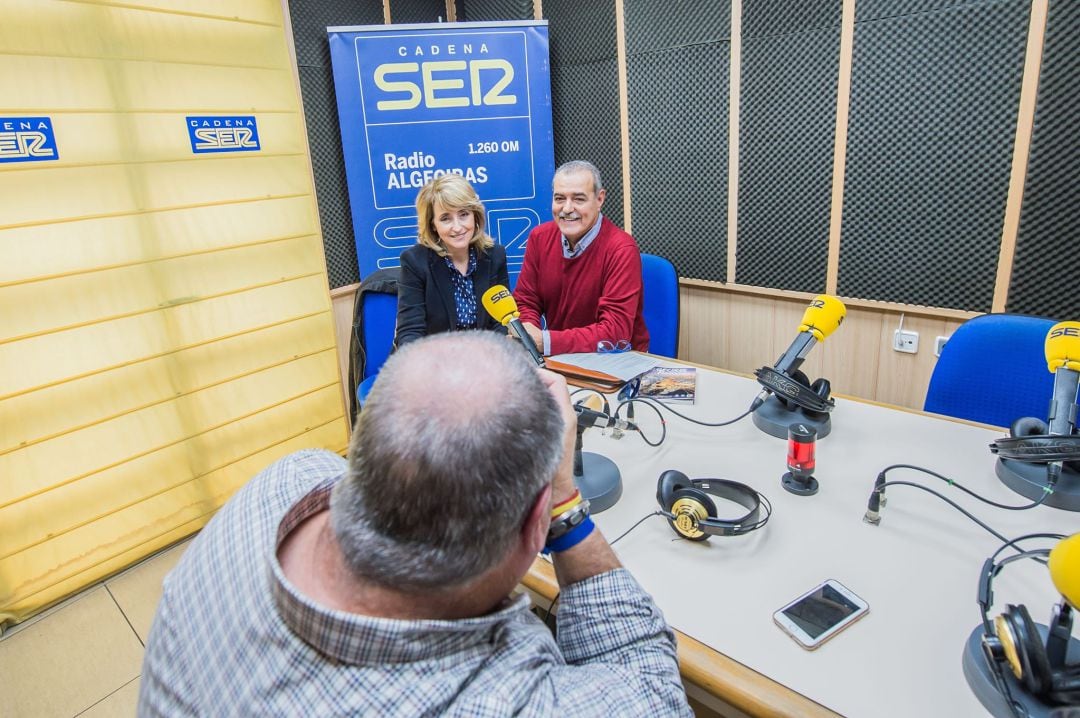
[934,335,948,357]
[893,329,919,354]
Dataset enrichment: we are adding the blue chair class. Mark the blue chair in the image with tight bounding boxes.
[355,291,398,408]
[640,253,679,358]
[924,313,1057,427]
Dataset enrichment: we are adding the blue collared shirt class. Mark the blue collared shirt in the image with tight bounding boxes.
[443,247,479,329]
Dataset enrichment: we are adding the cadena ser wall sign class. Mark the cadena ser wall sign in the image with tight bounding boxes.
[328,21,555,281]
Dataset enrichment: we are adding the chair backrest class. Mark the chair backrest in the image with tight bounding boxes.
[361,291,398,380]
[347,268,399,423]
[640,253,679,358]
[924,313,1056,427]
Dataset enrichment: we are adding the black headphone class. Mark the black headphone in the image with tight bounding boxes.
[978,540,1080,715]
[754,366,834,415]
[990,417,1080,466]
[655,470,771,541]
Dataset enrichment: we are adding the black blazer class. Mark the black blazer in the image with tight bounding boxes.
[395,243,510,348]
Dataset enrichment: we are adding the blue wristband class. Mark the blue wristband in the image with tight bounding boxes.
[542,516,595,554]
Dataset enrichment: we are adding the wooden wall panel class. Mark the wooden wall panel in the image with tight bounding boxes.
[678,285,962,411]
[330,283,963,416]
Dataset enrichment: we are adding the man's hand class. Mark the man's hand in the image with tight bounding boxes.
[536,368,577,506]
[521,322,545,353]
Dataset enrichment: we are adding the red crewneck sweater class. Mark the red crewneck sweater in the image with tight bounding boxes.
[514,217,649,355]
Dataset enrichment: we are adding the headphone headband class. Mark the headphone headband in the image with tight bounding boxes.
[978,537,1078,709]
[754,366,834,414]
[990,435,1080,462]
[687,479,762,535]
[656,470,771,539]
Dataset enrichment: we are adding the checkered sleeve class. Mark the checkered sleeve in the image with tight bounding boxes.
[137,582,199,717]
[550,568,692,716]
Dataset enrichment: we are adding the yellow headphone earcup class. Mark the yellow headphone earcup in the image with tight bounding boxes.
[994,614,1024,681]
[670,497,709,541]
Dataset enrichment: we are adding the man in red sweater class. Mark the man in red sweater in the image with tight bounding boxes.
[513,160,649,356]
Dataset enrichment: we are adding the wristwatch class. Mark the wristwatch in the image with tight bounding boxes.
[548,498,591,540]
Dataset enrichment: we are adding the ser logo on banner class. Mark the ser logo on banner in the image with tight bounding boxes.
[186,116,261,154]
[0,117,59,163]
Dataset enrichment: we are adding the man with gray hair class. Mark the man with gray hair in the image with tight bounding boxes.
[138,331,690,716]
[514,160,650,355]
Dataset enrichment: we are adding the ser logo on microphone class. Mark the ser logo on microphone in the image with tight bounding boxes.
[487,288,512,304]
[1050,326,1080,339]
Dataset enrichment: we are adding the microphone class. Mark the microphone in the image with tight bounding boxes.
[1044,322,1080,484]
[752,295,846,409]
[1050,532,1080,610]
[481,285,545,367]
[574,402,639,433]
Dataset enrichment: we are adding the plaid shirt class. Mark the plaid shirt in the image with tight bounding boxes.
[138,449,690,717]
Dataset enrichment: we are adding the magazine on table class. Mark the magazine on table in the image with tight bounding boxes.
[636,366,697,403]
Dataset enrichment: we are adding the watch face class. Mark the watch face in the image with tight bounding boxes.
[549,501,590,539]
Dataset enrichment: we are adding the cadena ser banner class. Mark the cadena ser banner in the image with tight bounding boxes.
[329,21,555,282]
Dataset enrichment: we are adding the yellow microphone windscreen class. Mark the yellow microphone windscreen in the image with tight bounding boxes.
[1049,533,1080,610]
[1045,321,1080,373]
[799,295,846,342]
[481,285,519,326]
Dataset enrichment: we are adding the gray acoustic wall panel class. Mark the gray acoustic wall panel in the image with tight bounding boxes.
[625,1,730,281]
[289,0,384,288]
[735,5,840,292]
[388,0,447,24]
[838,1,1029,310]
[855,0,984,21]
[544,0,624,228]
[1007,0,1080,319]
[625,1,729,55]
[456,0,533,22]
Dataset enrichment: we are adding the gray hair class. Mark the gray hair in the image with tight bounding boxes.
[554,160,603,195]
[329,332,565,590]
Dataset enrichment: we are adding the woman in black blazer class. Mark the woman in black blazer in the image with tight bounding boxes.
[395,174,510,348]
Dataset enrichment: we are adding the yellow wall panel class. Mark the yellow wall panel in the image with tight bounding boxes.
[2,237,323,340]
[0,0,345,627]
[0,61,295,114]
[116,63,299,110]
[0,158,314,228]
[1,2,106,58]
[0,56,117,111]
[0,197,317,284]
[3,353,339,550]
[2,314,175,398]
[95,0,284,25]
[132,155,314,208]
[2,315,335,454]
[2,278,329,400]
[0,165,138,226]
[3,2,287,66]
[1,421,345,626]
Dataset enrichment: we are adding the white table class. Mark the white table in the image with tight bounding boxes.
[528,362,1077,717]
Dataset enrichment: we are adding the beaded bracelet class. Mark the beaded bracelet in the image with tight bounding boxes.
[550,489,582,518]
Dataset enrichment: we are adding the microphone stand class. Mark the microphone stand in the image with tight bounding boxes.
[961,618,1080,717]
[752,394,833,440]
[751,367,834,441]
[573,423,623,513]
